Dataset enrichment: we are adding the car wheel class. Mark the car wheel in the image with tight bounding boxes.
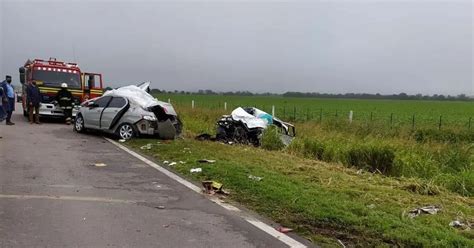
[74,114,86,133]
[117,123,135,140]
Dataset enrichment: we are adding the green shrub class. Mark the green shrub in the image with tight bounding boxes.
[345,144,395,175]
[261,126,285,151]
[302,139,325,160]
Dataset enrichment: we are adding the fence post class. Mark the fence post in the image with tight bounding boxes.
[412,114,415,130]
[335,110,338,117]
[390,113,393,129]
[168,98,171,103]
[370,112,373,122]
[224,102,227,110]
[293,106,296,120]
[272,105,275,116]
[283,106,286,119]
[349,110,353,124]
[192,100,195,109]
[438,115,442,130]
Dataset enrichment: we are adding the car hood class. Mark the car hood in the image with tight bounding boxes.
[103,82,177,116]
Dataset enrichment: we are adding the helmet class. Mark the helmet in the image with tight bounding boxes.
[61,83,68,88]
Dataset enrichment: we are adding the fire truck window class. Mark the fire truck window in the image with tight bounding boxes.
[86,75,97,89]
[33,70,81,88]
[95,96,112,108]
[108,97,127,108]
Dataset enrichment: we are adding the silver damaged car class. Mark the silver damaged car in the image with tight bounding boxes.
[74,82,182,140]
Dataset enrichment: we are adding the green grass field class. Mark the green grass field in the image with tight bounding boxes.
[126,94,473,246]
[155,94,474,129]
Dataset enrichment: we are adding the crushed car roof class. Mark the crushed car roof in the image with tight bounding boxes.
[103,82,177,116]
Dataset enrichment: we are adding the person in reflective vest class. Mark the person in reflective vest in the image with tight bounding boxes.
[56,83,73,125]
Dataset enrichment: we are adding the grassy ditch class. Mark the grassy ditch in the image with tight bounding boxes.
[169,107,474,197]
[127,137,474,247]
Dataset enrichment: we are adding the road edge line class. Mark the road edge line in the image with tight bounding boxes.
[105,137,307,248]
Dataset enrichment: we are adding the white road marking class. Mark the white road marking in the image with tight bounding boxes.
[0,194,135,204]
[105,138,307,248]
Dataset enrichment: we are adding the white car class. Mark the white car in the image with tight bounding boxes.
[74,82,182,140]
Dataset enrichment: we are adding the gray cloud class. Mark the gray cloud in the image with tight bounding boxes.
[1,0,472,95]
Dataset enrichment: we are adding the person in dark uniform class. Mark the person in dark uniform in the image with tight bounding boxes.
[1,75,15,125]
[26,80,42,124]
[56,83,73,124]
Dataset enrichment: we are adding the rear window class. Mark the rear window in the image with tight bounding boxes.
[95,96,112,107]
[108,97,127,108]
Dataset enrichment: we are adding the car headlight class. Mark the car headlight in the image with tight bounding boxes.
[142,115,157,121]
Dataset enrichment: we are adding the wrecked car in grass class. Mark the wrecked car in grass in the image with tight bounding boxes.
[214,107,295,146]
[74,82,182,140]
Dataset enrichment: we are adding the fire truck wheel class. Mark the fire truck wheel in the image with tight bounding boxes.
[117,123,136,140]
[74,114,86,133]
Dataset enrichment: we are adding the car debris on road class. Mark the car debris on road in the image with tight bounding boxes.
[248,175,263,181]
[190,168,202,173]
[202,180,229,195]
[408,205,441,218]
[198,159,216,164]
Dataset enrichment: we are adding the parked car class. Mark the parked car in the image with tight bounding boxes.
[74,82,182,140]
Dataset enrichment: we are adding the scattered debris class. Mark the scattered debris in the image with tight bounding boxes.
[276,227,293,233]
[248,175,263,181]
[179,161,186,164]
[163,161,169,164]
[140,143,152,150]
[190,168,202,173]
[168,162,177,166]
[202,181,229,195]
[195,133,215,141]
[367,204,376,209]
[155,205,165,209]
[408,205,441,218]
[163,224,170,228]
[337,239,346,248]
[449,220,471,230]
[183,148,191,150]
[93,163,107,167]
[118,139,126,143]
[198,159,216,164]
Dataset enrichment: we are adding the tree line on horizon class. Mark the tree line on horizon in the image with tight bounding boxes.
[151,89,473,101]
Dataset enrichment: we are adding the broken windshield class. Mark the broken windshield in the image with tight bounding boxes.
[32,70,81,88]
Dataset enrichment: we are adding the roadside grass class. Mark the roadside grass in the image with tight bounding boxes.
[127,137,474,247]
[166,106,474,196]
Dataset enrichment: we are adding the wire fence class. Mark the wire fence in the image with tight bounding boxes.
[167,99,473,131]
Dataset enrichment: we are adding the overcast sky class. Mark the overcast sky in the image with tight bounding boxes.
[0,0,472,95]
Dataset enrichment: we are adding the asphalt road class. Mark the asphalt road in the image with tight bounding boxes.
[0,105,304,248]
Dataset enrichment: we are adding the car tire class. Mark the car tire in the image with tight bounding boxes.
[74,114,86,133]
[116,123,136,140]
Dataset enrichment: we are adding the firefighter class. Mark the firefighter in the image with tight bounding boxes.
[56,83,73,125]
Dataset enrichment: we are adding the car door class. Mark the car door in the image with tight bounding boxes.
[100,97,129,129]
[83,96,112,129]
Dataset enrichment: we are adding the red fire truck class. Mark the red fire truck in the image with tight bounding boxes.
[19,58,105,118]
